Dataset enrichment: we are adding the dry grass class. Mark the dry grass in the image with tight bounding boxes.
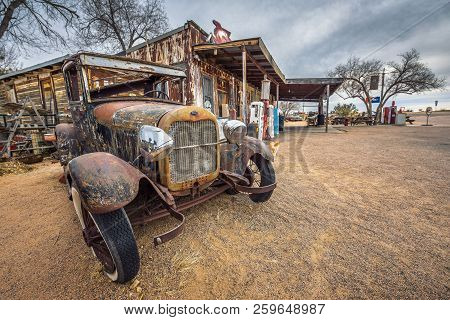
[0,160,33,176]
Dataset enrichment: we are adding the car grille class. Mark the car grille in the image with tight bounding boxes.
[168,120,217,183]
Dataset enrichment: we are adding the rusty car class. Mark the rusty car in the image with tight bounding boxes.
[55,52,276,283]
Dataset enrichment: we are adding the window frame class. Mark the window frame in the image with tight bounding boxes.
[202,74,214,114]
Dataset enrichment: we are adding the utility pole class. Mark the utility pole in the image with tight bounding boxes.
[325,84,330,133]
[241,47,247,124]
[379,67,386,123]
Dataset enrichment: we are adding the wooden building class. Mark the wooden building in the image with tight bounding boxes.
[0,55,70,117]
[0,20,343,123]
[122,20,284,119]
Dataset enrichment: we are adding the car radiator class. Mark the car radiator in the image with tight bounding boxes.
[167,120,217,183]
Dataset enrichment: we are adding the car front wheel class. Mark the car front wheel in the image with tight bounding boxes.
[247,154,276,203]
[71,187,140,283]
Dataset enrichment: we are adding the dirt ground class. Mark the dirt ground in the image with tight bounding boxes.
[408,110,450,126]
[0,118,449,299]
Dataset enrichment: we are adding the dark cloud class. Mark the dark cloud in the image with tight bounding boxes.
[166,0,450,109]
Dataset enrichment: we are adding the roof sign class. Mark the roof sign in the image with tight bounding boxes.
[212,20,231,44]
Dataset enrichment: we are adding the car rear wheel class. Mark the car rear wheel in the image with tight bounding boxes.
[247,154,276,203]
[71,187,140,283]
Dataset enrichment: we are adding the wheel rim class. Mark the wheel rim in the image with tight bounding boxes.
[71,187,117,277]
[247,158,261,187]
[72,187,86,229]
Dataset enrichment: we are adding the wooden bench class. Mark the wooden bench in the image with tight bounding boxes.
[406,116,415,124]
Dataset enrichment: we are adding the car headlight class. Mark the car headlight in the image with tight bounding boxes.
[138,125,173,161]
[222,120,247,143]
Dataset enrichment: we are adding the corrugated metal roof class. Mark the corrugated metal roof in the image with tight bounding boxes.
[193,37,285,89]
[0,54,70,81]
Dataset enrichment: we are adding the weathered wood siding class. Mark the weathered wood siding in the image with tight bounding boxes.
[0,82,12,107]
[128,31,187,66]
[0,69,69,118]
[126,22,205,105]
[14,77,41,107]
[51,72,69,114]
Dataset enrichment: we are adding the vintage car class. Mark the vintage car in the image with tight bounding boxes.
[55,53,276,283]
[286,112,304,121]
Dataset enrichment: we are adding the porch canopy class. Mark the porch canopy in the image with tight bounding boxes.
[193,37,285,94]
[193,39,343,100]
[279,78,344,102]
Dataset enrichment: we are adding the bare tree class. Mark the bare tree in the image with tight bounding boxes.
[0,0,77,51]
[329,49,446,123]
[0,43,20,74]
[75,0,169,53]
[279,101,300,117]
[329,57,382,121]
[374,49,446,121]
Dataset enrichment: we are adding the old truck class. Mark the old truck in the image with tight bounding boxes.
[56,52,276,283]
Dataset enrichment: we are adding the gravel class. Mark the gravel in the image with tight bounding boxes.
[0,117,449,299]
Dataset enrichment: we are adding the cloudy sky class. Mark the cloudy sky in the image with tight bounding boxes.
[20,0,450,110]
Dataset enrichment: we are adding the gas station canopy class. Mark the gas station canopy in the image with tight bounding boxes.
[279,78,344,102]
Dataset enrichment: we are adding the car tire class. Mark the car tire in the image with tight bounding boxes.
[248,154,276,203]
[225,166,253,195]
[71,187,140,283]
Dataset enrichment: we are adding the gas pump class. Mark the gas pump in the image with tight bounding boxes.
[261,79,271,140]
[268,105,274,138]
[390,101,397,124]
[273,104,279,137]
[383,101,397,124]
[383,106,390,124]
[249,102,264,140]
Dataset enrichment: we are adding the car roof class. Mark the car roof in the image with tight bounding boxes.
[67,52,186,78]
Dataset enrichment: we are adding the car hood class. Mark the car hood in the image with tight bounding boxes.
[93,100,182,130]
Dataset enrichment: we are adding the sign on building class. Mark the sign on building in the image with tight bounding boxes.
[369,75,379,90]
[212,20,231,44]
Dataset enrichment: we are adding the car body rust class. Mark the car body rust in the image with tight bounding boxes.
[56,52,276,249]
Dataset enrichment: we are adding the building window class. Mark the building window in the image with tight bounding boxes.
[154,80,169,99]
[202,75,214,114]
[39,78,54,111]
[6,86,17,103]
[218,91,228,117]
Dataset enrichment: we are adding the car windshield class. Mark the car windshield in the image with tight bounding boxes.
[86,66,169,100]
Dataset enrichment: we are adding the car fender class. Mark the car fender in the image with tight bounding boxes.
[240,136,274,162]
[68,152,145,214]
[220,136,274,175]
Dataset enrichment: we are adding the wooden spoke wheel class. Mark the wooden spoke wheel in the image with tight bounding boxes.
[247,154,276,203]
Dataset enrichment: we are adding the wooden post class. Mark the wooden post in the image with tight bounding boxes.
[231,76,235,107]
[325,84,330,133]
[318,99,323,115]
[242,47,247,123]
[276,84,279,108]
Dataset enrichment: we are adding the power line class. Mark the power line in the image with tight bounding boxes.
[364,1,450,59]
